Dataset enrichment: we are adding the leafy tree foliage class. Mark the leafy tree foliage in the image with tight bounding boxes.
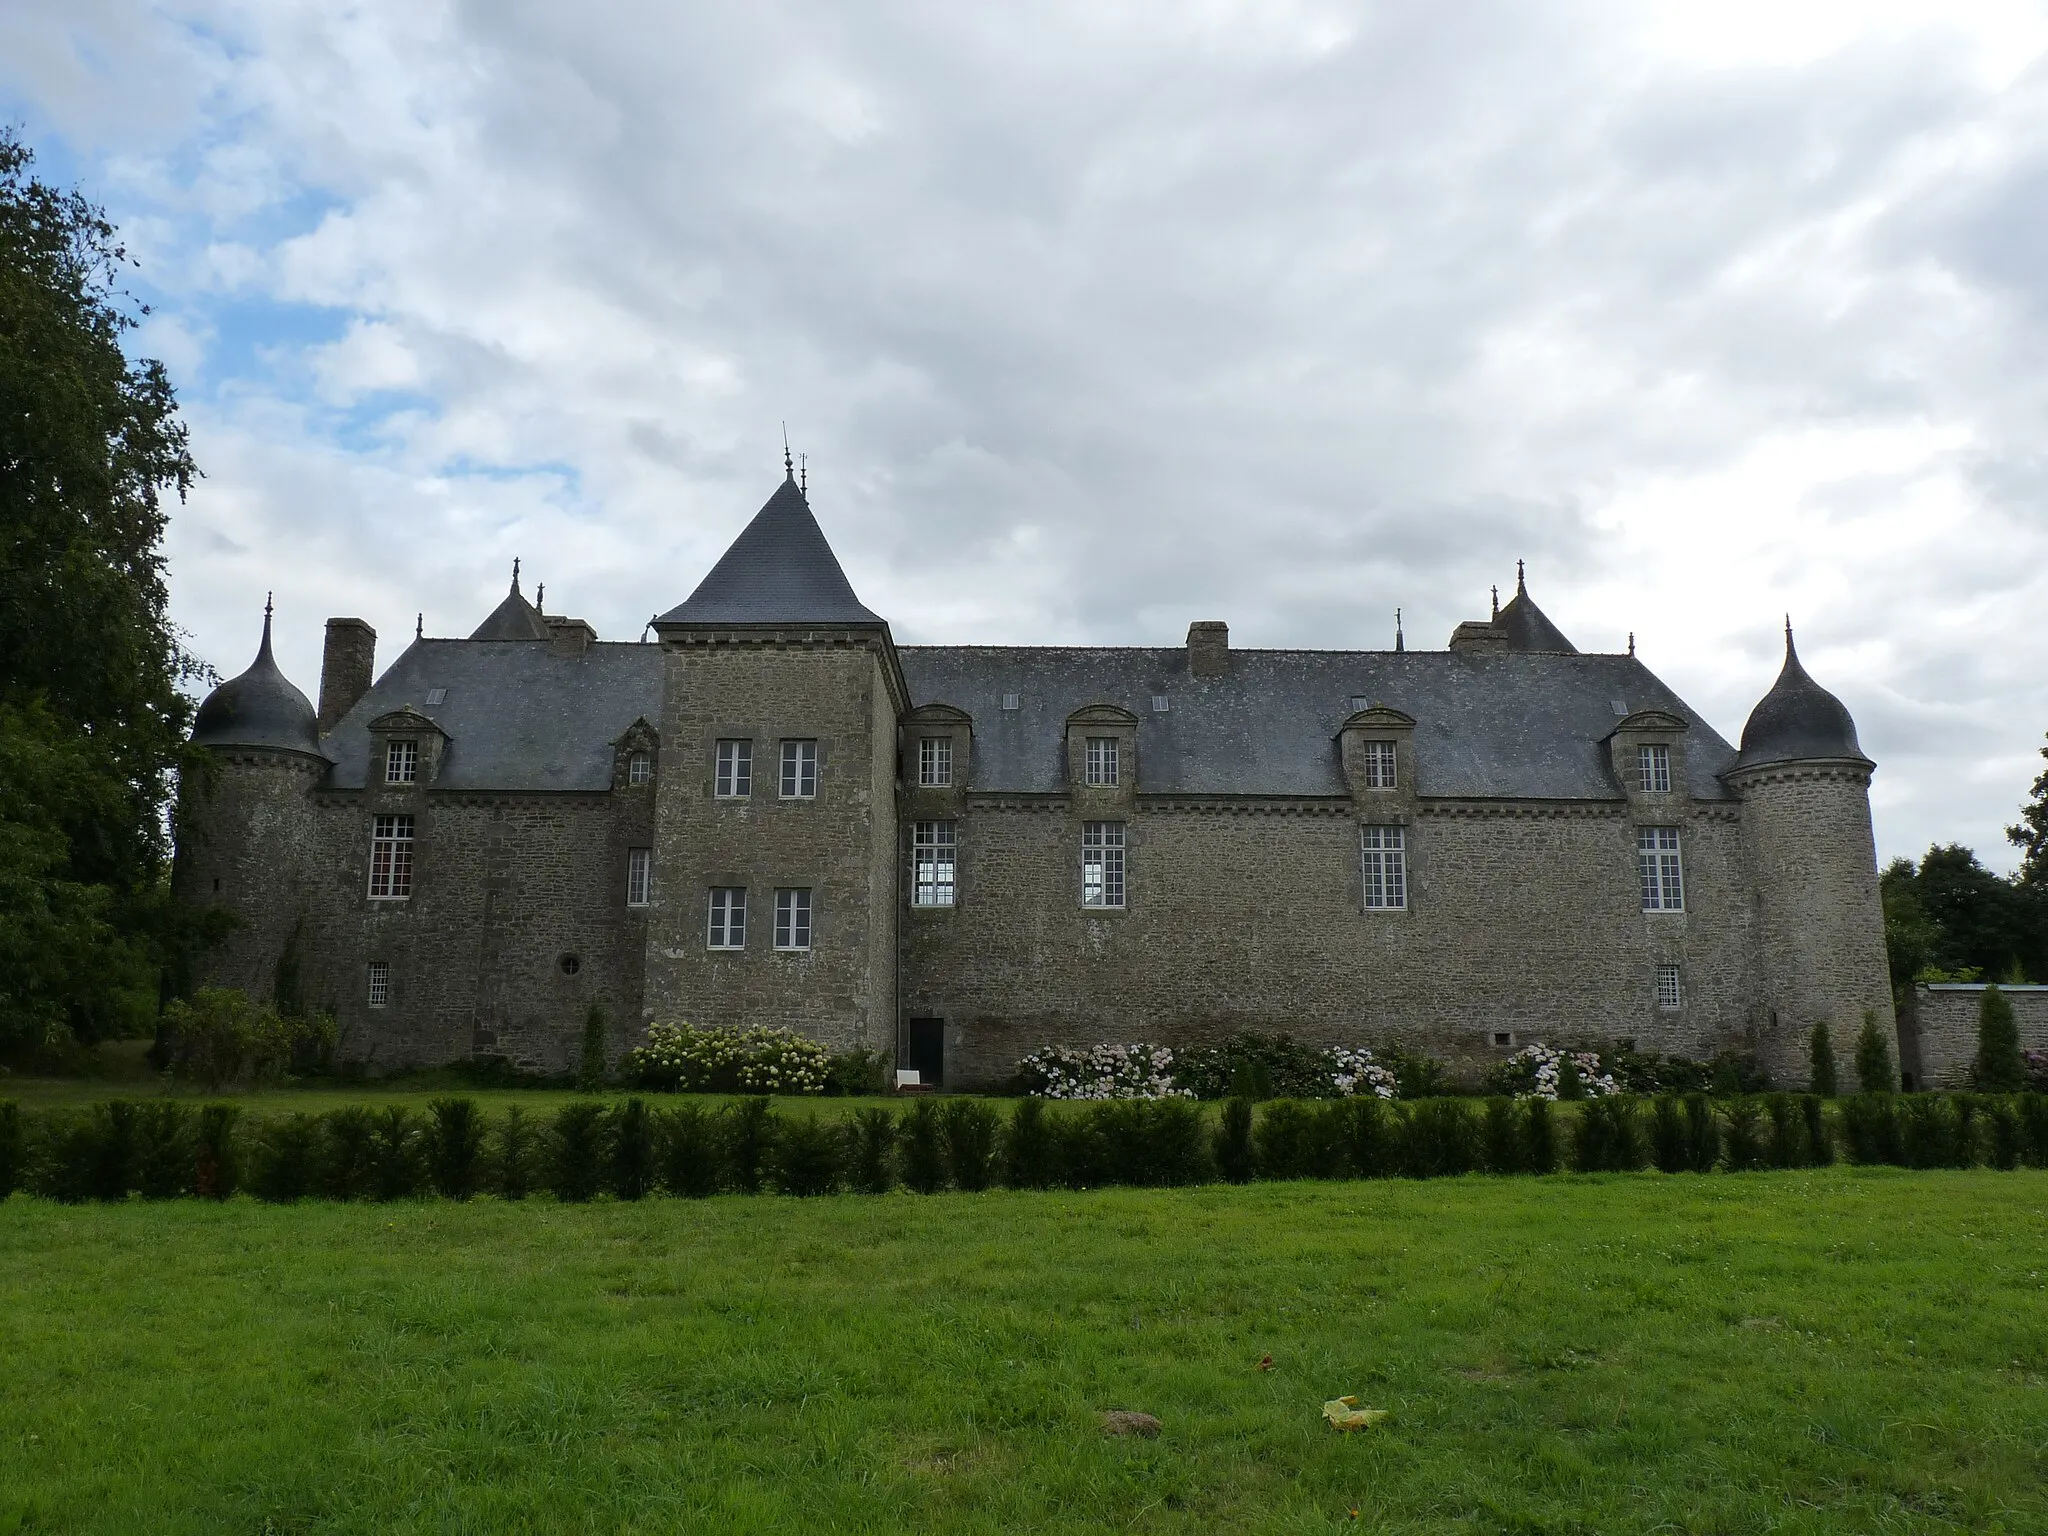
[0,130,203,1052]
[1881,846,2044,990]
[2009,730,2048,885]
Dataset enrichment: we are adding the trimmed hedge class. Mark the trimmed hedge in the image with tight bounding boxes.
[2,1092,2043,1203]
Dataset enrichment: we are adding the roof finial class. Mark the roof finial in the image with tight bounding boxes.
[1628,631,1635,657]
[1517,558,1526,592]
[416,612,424,640]
[536,582,545,610]
[783,422,794,480]
[1491,584,1499,619]
[264,590,274,622]
[511,557,521,593]
[799,452,807,495]
[1394,607,1405,653]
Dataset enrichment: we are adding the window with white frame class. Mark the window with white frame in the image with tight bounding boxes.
[627,751,652,786]
[913,820,957,907]
[707,887,746,949]
[1085,737,1120,787]
[1656,963,1683,1009]
[367,814,414,899]
[715,739,752,797]
[626,847,652,908]
[774,887,813,950]
[385,738,418,784]
[1638,827,1684,911]
[1638,743,1671,794]
[1082,821,1125,908]
[780,739,818,798]
[1362,740,1397,789]
[1361,824,1407,910]
[918,736,953,787]
[367,962,391,1008]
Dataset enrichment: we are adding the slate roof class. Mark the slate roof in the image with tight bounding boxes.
[469,575,552,640]
[191,609,328,759]
[322,639,663,791]
[1730,627,1869,772]
[1494,569,1578,653]
[898,647,1737,800]
[655,475,884,627]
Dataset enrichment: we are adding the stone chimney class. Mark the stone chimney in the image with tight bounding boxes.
[546,616,597,655]
[318,618,376,731]
[1448,620,1508,655]
[1187,620,1229,679]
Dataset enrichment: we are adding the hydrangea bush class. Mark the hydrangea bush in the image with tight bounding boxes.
[1016,1044,1192,1100]
[623,1021,830,1095]
[1490,1044,1621,1100]
[1327,1046,1398,1100]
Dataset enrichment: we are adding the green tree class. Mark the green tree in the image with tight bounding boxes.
[2009,730,2048,885]
[1854,1011,1895,1095]
[1973,984,2025,1093]
[0,130,202,1053]
[1808,1021,1838,1097]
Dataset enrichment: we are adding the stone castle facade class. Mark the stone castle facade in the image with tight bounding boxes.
[174,470,1896,1087]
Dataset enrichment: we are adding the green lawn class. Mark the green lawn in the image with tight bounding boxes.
[2,1172,2044,1533]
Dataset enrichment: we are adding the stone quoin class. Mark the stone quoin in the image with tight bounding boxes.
[173,469,1896,1087]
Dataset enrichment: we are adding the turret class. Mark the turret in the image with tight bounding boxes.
[174,600,331,1006]
[1723,623,1893,1083]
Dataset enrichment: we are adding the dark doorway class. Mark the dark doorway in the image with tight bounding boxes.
[906,1017,945,1088]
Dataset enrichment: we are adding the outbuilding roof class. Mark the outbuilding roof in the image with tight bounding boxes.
[1729,626,1869,772]
[191,606,328,759]
[655,474,883,628]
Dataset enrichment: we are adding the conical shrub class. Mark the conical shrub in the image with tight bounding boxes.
[607,1097,656,1200]
[658,1102,722,1197]
[1214,1098,1254,1184]
[846,1107,899,1194]
[900,1100,947,1194]
[1001,1100,1058,1189]
[941,1098,1000,1192]
[428,1097,486,1200]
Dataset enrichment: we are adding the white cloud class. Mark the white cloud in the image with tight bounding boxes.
[5,0,2048,870]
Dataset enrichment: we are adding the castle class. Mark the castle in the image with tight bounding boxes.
[174,466,1895,1088]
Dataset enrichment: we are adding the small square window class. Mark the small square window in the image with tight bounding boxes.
[385,738,418,784]
[1361,740,1397,789]
[1001,692,1020,711]
[1085,736,1120,787]
[367,962,391,1008]
[1492,1030,1513,1048]
[1657,964,1683,1009]
[626,847,651,907]
[1151,695,1170,714]
[1638,743,1671,794]
[918,736,953,787]
[774,887,813,951]
[715,739,752,798]
[708,887,746,949]
[781,739,818,798]
[425,687,447,706]
[627,751,653,786]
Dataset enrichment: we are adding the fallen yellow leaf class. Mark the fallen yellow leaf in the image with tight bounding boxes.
[1322,1395,1390,1431]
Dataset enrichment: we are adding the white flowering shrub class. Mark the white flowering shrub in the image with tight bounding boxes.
[1326,1046,1398,1100]
[624,1021,830,1095]
[1494,1043,1621,1100]
[1017,1044,1193,1100]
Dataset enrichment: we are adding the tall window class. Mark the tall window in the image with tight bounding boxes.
[1361,825,1407,910]
[627,751,652,786]
[913,820,957,907]
[780,739,818,798]
[1085,737,1120,787]
[1638,827,1684,911]
[1362,741,1397,789]
[918,736,953,787]
[707,887,746,949]
[367,962,391,1008]
[367,814,414,899]
[1638,744,1671,793]
[715,739,752,797]
[385,739,418,784]
[774,888,813,950]
[626,847,652,908]
[1082,821,1125,908]
[1656,964,1683,1009]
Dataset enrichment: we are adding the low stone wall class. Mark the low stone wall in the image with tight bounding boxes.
[1903,984,2048,1089]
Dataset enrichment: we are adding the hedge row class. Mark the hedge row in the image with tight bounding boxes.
[2,1093,2045,1204]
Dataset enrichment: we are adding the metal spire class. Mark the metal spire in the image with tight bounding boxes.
[1517,558,1526,591]
[511,557,521,592]
[783,422,794,479]
[1394,608,1405,653]
[536,582,545,610]
[799,452,807,495]
[416,612,424,640]
[1628,631,1635,657]
[1491,585,1499,619]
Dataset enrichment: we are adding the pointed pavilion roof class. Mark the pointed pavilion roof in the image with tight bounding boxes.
[656,472,883,627]
[469,563,551,641]
[1495,562,1577,653]
[191,601,327,758]
[1730,622,1868,771]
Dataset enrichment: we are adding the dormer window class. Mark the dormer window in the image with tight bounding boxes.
[1085,737,1120,787]
[627,751,652,786]
[1362,741,1397,789]
[1637,744,1671,793]
[385,739,418,784]
[918,736,953,787]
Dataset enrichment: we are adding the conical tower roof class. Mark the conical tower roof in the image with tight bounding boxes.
[1495,563,1577,653]
[657,472,882,627]
[191,601,327,757]
[1730,622,1868,771]
[469,563,551,640]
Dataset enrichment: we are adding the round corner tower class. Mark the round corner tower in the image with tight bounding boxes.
[1723,623,1894,1083]
[172,603,333,1001]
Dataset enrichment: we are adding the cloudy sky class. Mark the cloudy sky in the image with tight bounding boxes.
[7,0,2048,868]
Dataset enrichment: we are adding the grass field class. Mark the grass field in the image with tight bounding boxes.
[3,1171,2044,1533]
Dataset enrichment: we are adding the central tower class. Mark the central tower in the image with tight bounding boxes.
[644,468,907,1052]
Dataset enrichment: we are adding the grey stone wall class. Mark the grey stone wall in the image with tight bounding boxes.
[901,796,1760,1089]
[1728,761,1896,1082]
[1904,984,2048,1089]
